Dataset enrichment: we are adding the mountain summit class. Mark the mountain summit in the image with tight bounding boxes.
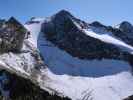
[0,10,133,100]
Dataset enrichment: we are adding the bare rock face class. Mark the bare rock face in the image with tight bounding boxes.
[119,21,133,33]
[104,21,133,47]
[124,95,133,100]
[0,17,27,53]
[41,10,130,61]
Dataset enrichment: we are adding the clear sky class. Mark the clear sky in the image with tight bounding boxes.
[0,0,133,25]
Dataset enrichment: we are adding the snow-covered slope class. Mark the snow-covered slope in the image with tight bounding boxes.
[1,11,133,100]
[38,32,133,100]
[24,18,44,47]
[83,29,133,53]
[24,15,133,100]
[73,20,133,53]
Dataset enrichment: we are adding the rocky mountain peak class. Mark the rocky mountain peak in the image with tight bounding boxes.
[0,10,133,100]
[119,21,133,33]
[90,21,106,28]
[54,10,73,17]
[0,17,27,52]
[8,17,19,24]
[41,10,133,62]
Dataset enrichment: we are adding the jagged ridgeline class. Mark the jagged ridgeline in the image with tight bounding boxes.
[0,10,133,100]
[41,10,133,65]
[0,17,27,52]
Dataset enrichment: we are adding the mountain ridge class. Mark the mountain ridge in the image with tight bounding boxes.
[0,10,133,100]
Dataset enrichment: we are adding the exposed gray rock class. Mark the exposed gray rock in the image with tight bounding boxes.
[0,17,27,53]
[90,21,106,28]
[119,21,133,33]
[41,10,131,62]
[0,70,71,100]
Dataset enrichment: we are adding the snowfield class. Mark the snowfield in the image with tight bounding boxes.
[37,31,133,100]
[23,19,133,100]
[25,19,44,47]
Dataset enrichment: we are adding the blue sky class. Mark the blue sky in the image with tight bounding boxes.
[0,0,133,25]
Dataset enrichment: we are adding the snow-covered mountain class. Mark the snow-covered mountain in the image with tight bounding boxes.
[0,10,133,100]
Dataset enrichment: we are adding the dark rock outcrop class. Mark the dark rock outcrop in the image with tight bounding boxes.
[105,21,133,47]
[124,95,133,100]
[119,21,133,33]
[0,70,71,100]
[0,17,27,53]
[90,21,106,28]
[41,10,133,63]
